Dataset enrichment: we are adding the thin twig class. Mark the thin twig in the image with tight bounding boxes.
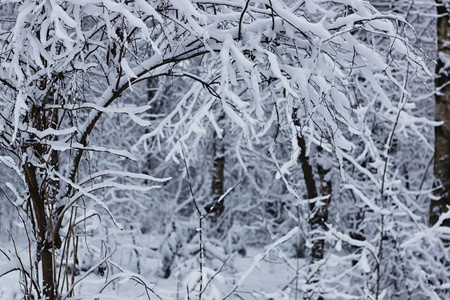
[181,147,204,300]
[202,180,243,220]
[238,0,251,40]
[376,62,410,300]
[200,256,229,296]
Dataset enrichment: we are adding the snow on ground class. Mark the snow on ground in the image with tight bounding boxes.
[0,272,22,300]
[0,246,301,300]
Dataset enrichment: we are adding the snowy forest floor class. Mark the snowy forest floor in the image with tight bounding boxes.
[0,229,306,300]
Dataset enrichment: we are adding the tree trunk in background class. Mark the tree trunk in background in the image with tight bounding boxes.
[316,152,332,258]
[296,135,330,260]
[210,113,225,224]
[433,1,450,227]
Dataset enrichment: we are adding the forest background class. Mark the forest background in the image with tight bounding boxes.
[0,0,449,299]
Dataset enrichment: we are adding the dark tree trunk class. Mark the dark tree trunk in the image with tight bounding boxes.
[210,113,225,223]
[24,163,54,300]
[296,135,331,260]
[23,103,61,300]
[433,0,450,227]
[206,113,225,225]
